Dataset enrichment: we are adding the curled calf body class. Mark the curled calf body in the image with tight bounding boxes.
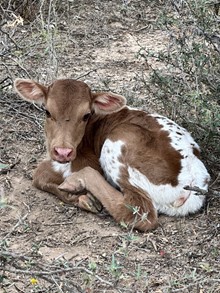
[14,78,210,231]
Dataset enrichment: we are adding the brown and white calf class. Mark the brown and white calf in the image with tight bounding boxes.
[14,78,210,231]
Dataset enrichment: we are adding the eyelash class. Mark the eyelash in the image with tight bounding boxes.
[83,113,91,122]
[45,109,51,118]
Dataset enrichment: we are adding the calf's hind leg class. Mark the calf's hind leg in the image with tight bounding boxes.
[59,167,158,231]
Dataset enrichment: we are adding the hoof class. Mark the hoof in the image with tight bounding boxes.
[78,193,103,213]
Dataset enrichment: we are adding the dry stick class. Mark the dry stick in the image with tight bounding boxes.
[1,213,29,242]
[55,277,84,293]
[14,284,26,293]
[43,221,74,226]
[4,266,113,286]
[51,275,64,293]
[0,26,22,50]
[8,56,31,78]
[0,62,14,81]
[170,277,220,292]
[184,185,220,196]
[76,69,98,80]
[183,186,208,194]
[0,77,11,84]
[64,279,85,293]
[69,236,92,246]
[132,23,156,32]
[0,58,30,80]
[210,189,220,196]
[2,103,44,129]
[209,173,220,187]
[0,251,35,261]
[0,158,20,174]
[33,273,84,293]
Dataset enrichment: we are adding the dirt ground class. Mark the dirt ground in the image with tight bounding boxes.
[0,1,219,293]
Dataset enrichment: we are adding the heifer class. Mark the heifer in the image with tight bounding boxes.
[14,78,210,231]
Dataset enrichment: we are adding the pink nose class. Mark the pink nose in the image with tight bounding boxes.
[54,147,73,162]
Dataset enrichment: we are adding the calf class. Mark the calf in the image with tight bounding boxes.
[14,78,210,231]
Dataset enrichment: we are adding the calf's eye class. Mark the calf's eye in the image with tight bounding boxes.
[83,113,91,122]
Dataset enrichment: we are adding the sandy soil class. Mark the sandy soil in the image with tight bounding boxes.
[0,1,219,292]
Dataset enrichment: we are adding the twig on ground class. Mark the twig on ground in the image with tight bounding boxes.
[43,221,74,226]
[170,277,220,292]
[0,250,113,287]
[76,69,98,80]
[0,26,22,50]
[209,173,220,187]
[3,265,113,286]
[0,158,20,174]
[1,213,29,242]
[210,189,220,196]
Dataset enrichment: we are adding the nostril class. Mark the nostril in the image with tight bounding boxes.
[54,147,73,160]
[66,148,73,158]
[54,148,59,156]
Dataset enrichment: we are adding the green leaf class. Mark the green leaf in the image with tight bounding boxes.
[0,163,10,170]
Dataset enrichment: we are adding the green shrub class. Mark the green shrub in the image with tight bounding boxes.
[138,0,220,175]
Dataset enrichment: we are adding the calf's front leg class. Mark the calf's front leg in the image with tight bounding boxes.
[33,160,102,213]
[59,167,158,231]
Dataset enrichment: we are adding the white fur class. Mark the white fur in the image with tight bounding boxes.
[127,165,208,216]
[99,128,210,216]
[99,139,124,188]
[150,113,200,156]
[148,113,210,215]
[52,161,72,179]
[126,113,210,215]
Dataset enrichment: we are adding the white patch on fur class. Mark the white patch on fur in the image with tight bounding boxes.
[147,113,210,215]
[127,164,209,216]
[150,113,200,156]
[99,114,210,217]
[99,139,124,188]
[52,161,72,179]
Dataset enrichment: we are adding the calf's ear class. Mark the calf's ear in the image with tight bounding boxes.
[92,92,127,115]
[14,78,47,105]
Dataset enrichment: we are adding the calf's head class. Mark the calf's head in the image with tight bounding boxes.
[14,78,126,163]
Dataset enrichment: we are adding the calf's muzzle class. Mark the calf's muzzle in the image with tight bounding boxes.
[53,147,74,163]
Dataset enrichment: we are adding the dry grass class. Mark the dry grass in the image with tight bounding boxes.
[0,1,220,292]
